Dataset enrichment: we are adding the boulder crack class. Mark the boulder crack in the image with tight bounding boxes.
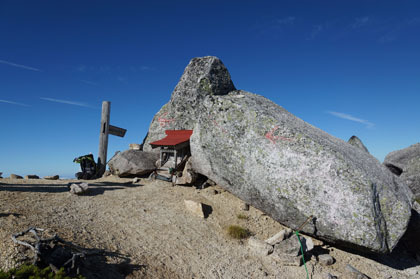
[371,182,389,252]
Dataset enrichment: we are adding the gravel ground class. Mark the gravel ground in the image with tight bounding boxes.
[1,177,419,278]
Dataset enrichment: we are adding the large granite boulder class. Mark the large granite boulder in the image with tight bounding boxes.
[144,56,413,254]
[108,150,159,177]
[384,143,420,199]
[190,90,413,253]
[142,56,236,151]
[348,135,369,153]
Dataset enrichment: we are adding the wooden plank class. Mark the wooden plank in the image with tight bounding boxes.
[109,125,127,137]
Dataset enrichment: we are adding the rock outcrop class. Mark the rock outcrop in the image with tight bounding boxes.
[145,56,413,253]
[142,56,236,151]
[108,150,159,177]
[190,90,412,253]
[384,143,420,199]
[348,135,369,153]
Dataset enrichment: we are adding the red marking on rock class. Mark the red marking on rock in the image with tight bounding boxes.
[158,112,176,127]
[265,126,293,144]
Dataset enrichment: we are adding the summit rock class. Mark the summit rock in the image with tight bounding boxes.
[142,56,235,151]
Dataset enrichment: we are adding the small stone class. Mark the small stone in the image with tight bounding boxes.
[206,179,216,186]
[132,177,141,184]
[175,157,197,185]
[44,175,59,180]
[273,236,301,256]
[270,252,302,266]
[248,236,274,256]
[241,202,250,211]
[184,200,205,218]
[265,230,287,245]
[102,170,111,177]
[301,235,314,252]
[273,234,313,257]
[9,174,23,179]
[318,254,334,266]
[69,183,89,195]
[345,264,369,279]
[212,189,219,195]
[326,273,338,279]
[25,174,40,179]
[129,143,141,150]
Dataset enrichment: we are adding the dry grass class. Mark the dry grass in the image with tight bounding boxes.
[236,213,248,220]
[227,225,251,239]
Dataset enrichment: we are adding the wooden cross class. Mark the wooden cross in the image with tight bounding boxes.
[97,101,127,176]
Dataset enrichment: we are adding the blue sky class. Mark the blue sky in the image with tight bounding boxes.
[1,0,419,178]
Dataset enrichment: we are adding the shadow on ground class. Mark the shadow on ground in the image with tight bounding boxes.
[325,209,420,271]
[0,181,143,196]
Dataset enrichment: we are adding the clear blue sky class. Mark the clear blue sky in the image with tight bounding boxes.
[1,0,419,178]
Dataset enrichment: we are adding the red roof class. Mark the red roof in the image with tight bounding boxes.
[150,130,193,148]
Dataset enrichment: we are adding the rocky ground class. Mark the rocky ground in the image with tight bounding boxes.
[1,177,419,278]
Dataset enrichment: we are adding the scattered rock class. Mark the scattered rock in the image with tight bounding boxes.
[326,273,338,279]
[69,183,89,195]
[265,230,288,246]
[9,174,23,179]
[132,177,141,184]
[108,150,159,177]
[348,136,369,153]
[102,170,111,177]
[248,236,274,256]
[270,246,302,266]
[175,157,198,185]
[344,264,369,279]
[44,175,59,180]
[184,200,205,218]
[241,202,250,211]
[142,56,236,151]
[129,143,141,150]
[273,234,313,257]
[24,175,39,179]
[318,254,334,266]
[301,235,314,252]
[384,142,420,199]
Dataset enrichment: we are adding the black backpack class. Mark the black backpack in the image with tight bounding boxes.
[73,154,97,180]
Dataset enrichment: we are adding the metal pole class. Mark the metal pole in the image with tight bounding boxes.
[97,101,110,177]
